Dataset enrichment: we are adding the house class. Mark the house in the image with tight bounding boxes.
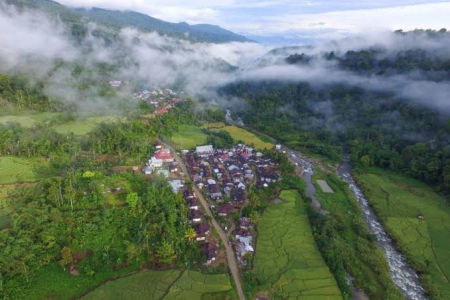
[238,217,251,229]
[195,223,211,241]
[170,97,183,104]
[187,198,200,210]
[149,99,160,105]
[142,166,154,175]
[240,152,251,160]
[169,162,179,173]
[218,204,234,217]
[190,210,203,223]
[224,186,232,197]
[233,189,245,202]
[154,149,174,163]
[208,184,222,199]
[183,190,196,200]
[149,157,163,168]
[417,213,425,220]
[234,228,250,239]
[169,180,184,193]
[156,108,168,115]
[108,80,122,87]
[196,145,214,157]
[276,144,281,150]
[154,141,162,149]
[236,236,254,256]
[202,242,218,264]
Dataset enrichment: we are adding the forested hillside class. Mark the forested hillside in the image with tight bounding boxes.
[223,30,450,196]
[5,0,252,43]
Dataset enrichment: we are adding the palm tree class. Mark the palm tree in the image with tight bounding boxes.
[184,227,197,243]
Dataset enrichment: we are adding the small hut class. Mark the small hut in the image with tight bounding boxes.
[417,213,425,220]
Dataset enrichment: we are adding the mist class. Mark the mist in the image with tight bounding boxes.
[1,2,450,117]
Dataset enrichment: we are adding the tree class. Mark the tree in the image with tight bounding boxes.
[360,155,372,167]
[125,192,139,209]
[156,240,177,264]
[58,247,73,267]
[184,228,197,243]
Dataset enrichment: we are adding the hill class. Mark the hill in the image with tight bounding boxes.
[5,0,253,43]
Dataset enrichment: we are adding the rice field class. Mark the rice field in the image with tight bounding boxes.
[170,125,208,149]
[83,270,232,300]
[356,169,450,298]
[253,190,341,299]
[207,124,274,150]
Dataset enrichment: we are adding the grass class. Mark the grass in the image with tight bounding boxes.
[0,112,59,127]
[206,124,274,150]
[0,156,45,184]
[253,190,341,299]
[170,124,208,149]
[52,116,120,136]
[356,168,450,298]
[83,270,233,300]
[312,170,401,299]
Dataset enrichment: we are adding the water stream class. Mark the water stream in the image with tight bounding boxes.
[338,158,427,300]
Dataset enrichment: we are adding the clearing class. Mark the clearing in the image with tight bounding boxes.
[206,124,274,150]
[253,189,341,299]
[356,168,450,298]
[0,112,59,128]
[170,124,208,149]
[316,179,334,193]
[0,156,45,184]
[83,270,233,300]
[52,116,120,136]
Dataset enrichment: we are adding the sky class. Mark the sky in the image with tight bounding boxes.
[55,0,450,44]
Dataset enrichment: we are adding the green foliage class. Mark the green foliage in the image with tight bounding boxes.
[0,170,197,299]
[311,171,402,299]
[204,129,234,149]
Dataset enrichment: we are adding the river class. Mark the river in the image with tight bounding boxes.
[338,157,427,300]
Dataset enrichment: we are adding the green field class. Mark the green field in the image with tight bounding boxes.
[253,190,341,299]
[208,124,274,150]
[171,124,208,149]
[0,156,45,184]
[356,169,450,298]
[83,270,233,300]
[0,112,59,127]
[52,116,120,135]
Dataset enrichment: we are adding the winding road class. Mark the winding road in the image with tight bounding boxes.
[162,142,246,300]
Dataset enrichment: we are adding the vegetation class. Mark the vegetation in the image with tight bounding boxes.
[0,156,46,184]
[251,190,341,299]
[207,123,274,150]
[355,168,450,298]
[311,170,402,299]
[170,124,208,149]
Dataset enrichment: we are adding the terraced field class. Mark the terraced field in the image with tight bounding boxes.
[357,169,450,298]
[170,124,208,149]
[83,270,232,300]
[253,190,341,299]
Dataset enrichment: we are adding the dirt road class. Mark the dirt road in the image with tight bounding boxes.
[163,143,246,300]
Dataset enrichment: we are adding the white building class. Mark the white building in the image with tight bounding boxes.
[149,157,163,168]
[196,145,214,157]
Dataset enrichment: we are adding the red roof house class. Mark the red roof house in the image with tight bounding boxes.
[154,149,174,162]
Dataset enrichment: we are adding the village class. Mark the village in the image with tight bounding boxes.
[142,140,280,267]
